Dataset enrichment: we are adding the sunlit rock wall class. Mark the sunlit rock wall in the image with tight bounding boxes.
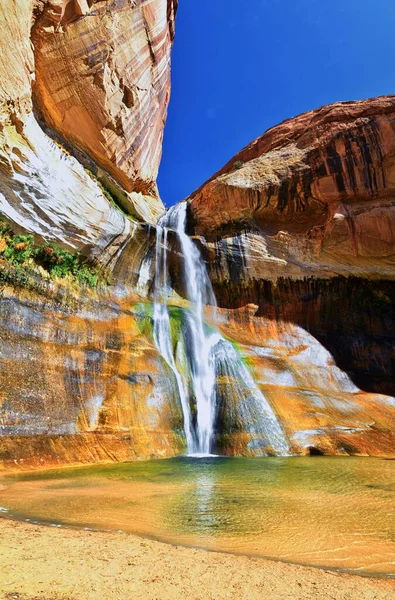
[189,96,395,280]
[187,97,395,401]
[0,0,177,263]
[33,0,177,220]
[0,284,184,469]
[0,0,185,471]
[2,281,393,471]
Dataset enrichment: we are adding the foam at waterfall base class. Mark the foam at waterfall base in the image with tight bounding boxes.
[186,453,220,458]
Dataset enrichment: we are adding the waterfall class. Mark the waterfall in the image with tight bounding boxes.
[213,339,291,456]
[152,204,217,455]
[149,202,290,457]
[153,224,195,451]
[166,204,218,454]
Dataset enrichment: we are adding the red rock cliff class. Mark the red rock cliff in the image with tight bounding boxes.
[189,96,395,280]
[0,0,177,261]
[33,0,177,208]
[187,97,395,399]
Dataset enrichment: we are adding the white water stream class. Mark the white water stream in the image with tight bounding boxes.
[144,203,290,456]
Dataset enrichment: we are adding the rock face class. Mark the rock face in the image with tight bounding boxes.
[189,96,395,280]
[33,0,177,219]
[0,0,182,469]
[0,0,177,263]
[0,283,184,469]
[187,97,395,401]
[214,305,395,457]
[2,281,393,470]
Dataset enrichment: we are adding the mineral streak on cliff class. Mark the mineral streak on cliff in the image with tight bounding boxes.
[0,3,394,469]
[33,0,177,216]
[0,283,184,468]
[189,96,395,280]
[0,0,177,265]
[187,97,395,400]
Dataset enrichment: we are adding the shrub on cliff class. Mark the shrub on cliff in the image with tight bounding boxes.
[233,160,244,170]
[0,218,99,288]
[2,234,35,265]
[35,245,99,287]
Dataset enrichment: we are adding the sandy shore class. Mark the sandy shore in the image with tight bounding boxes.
[0,519,394,600]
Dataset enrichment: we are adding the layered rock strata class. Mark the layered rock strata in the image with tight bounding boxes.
[33,0,177,218]
[0,0,177,264]
[187,97,395,399]
[0,0,181,469]
[0,283,184,469]
[189,96,395,280]
[214,305,395,457]
[2,280,393,470]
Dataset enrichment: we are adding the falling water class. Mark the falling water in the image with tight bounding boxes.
[152,204,218,455]
[153,224,195,451]
[213,339,291,456]
[167,204,218,455]
[148,202,290,457]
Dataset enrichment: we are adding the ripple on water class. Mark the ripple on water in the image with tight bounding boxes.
[0,456,394,577]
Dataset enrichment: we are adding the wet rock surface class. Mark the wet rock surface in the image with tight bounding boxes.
[0,0,177,264]
[0,10,394,468]
[0,284,184,468]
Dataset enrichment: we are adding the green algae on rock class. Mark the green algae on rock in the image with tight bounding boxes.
[0,1,394,468]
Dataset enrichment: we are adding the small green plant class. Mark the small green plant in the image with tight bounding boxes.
[0,217,100,288]
[133,302,154,338]
[0,220,10,236]
[233,160,244,170]
[35,244,99,286]
[2,234,35,265]
[84,168,137,223]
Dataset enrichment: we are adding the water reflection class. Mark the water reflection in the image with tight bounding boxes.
[0,457,394,576]
[192,472,216,534]
[169,457,293,541]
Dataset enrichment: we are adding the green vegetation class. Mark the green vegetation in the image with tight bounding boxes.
[233,160,244,170]
[133,302,186,346]
[133,302,154,338]
[0,218,100,288]
[84,168,138,223]
[168,305,185,349]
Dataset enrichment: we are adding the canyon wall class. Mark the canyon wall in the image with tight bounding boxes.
[189,96,395,280]
[213,305,395,457]
[0,0,177,266]
[0,282,184,468]
[188,96,395,400]
[2,278,394,469]
[0,2,394,469]
[33,0,177,219]
[0,0,183,468]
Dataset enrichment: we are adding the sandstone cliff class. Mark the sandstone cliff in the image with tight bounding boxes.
[186,97,395,401]
[0,0,181,469]
[33,0,177,215]
[189,96,395,280]
[0,283,184,468]
[0,0,177,264]
[1,282,394,468]
[1,5,394,469]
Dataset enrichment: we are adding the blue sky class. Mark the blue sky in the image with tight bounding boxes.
[158,0,395,206]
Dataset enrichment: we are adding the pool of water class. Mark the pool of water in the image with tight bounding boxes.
[0,456,394,576]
